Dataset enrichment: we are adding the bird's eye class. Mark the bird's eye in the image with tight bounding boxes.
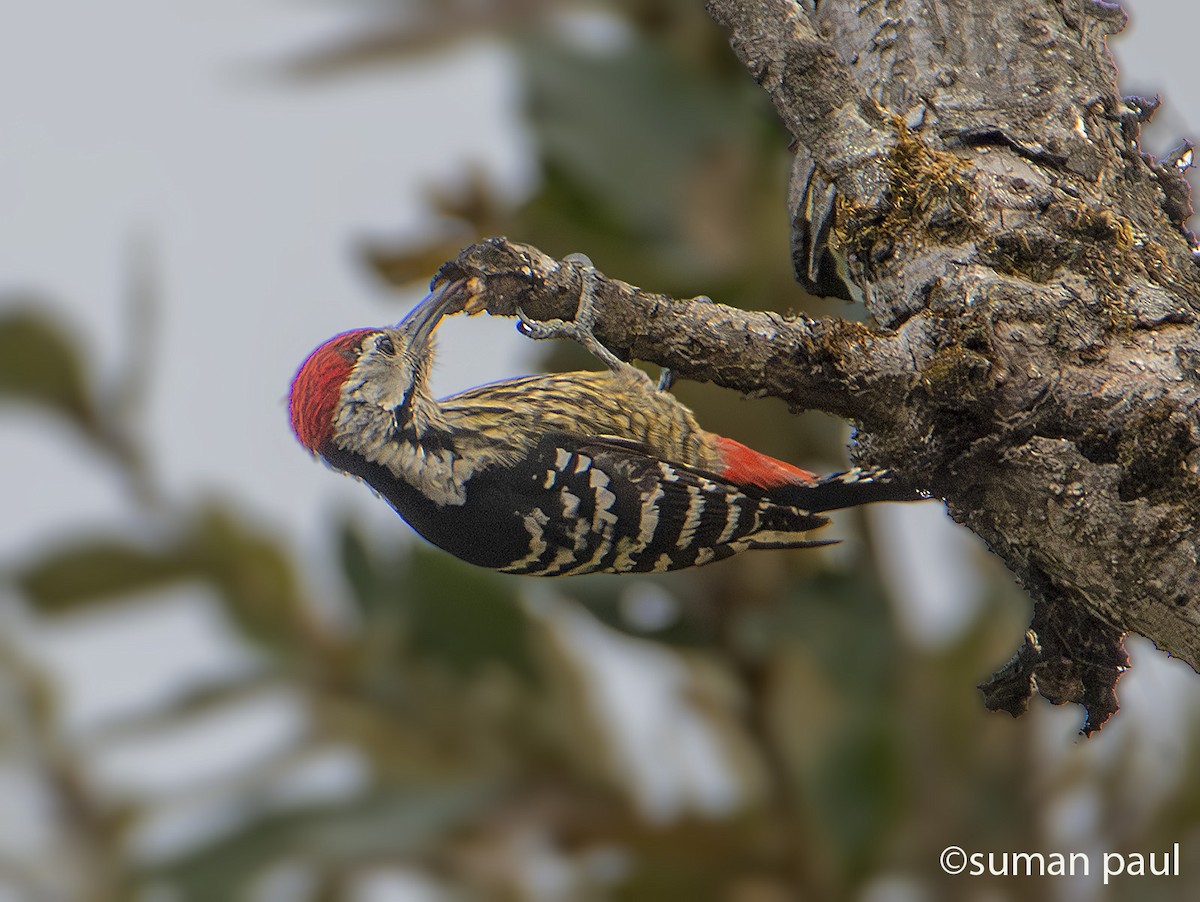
[375,335,396,356]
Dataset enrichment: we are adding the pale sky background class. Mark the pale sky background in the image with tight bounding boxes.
[0,0,535,566]
[2,0,1200,894]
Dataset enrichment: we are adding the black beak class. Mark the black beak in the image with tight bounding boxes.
[395,279,466,348]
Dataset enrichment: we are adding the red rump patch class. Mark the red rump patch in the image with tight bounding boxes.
[714,435,819,488]
[289,329,371,453]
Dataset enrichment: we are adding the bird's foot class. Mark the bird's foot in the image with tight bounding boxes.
[517,254,653,387]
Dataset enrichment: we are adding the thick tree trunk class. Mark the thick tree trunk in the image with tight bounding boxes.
[434,0,1200,734]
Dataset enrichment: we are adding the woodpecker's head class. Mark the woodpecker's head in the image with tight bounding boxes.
[289,280,463,455]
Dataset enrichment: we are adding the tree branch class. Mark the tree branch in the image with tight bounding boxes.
[434,237,918,429]
[436,0,1200,733]
[705,0,1200,733]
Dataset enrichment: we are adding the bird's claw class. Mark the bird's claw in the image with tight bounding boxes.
[516,314,573,342]
[516,258,654,388]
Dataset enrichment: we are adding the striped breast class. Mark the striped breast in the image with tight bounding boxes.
[499,434,831,576]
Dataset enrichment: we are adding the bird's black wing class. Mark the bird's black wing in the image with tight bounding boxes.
[499,433,831,575]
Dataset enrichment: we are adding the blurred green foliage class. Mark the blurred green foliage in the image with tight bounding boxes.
[0,308,98,433]
[3,1,1200,900]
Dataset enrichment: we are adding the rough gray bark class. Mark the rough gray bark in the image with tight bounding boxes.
[433,0,1200,734]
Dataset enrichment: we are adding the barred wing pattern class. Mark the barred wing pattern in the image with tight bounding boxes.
[499,434,833,576]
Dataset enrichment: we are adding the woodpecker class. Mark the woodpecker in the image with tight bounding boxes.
[289,271,910,575]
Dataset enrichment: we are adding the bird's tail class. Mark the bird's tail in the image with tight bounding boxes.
[778,466,925,513]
